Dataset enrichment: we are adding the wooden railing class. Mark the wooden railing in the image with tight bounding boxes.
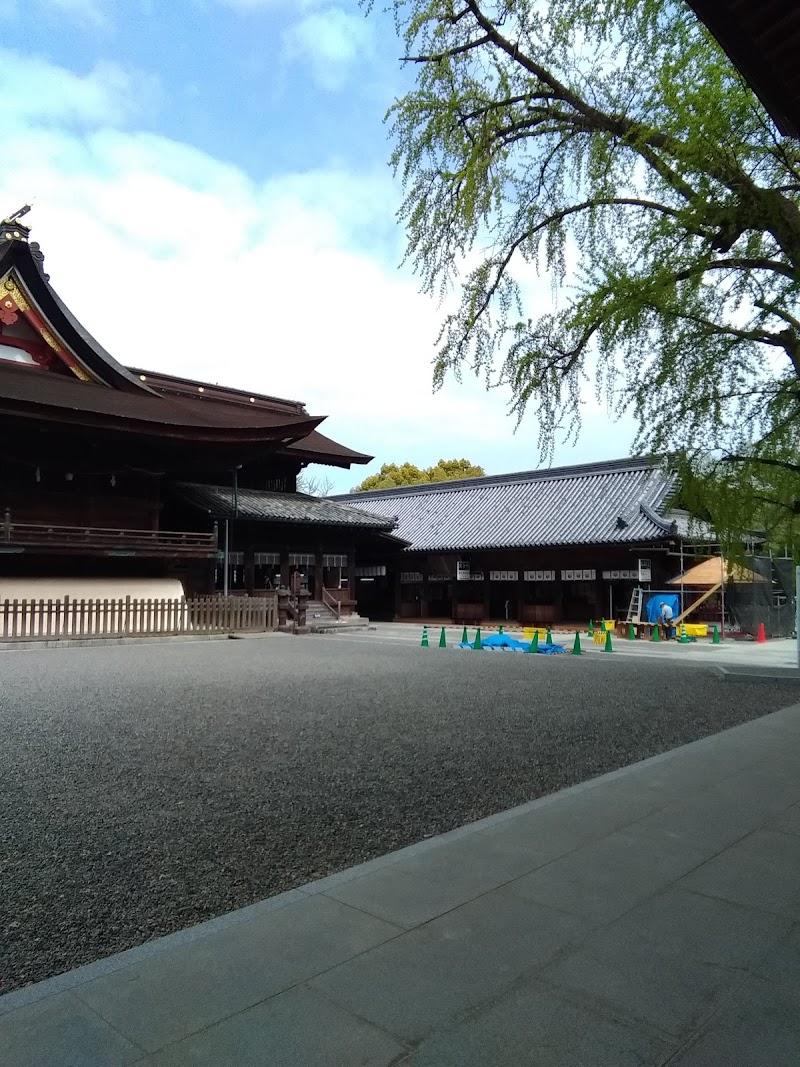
[2,513,217,558]
[0,594,277,641]
[321,585,341,620]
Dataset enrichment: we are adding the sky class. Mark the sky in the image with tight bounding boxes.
[1,0,637,492]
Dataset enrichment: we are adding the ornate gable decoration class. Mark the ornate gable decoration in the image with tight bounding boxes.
[0,271,93,381]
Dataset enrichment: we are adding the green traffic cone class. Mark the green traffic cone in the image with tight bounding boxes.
[628,622,636,640]
[604,629,613,653]
[439,626,447,648]
[546,626,553,645]
[651,623,660,642]
[461,625,468,644]
[421,626,429,648]
[588,619,594,637]
[712,624,720,645]
[572,631,582,655]
[678,624,690,645]
[526,630,539,653]
[600,617,606,633]
[474,627,482,650]
[499,624,504,635]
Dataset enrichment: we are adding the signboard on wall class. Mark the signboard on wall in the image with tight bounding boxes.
[489,570,519,581]
[400,572,423,583]
[456,561,471,581]
[638,559,652,582]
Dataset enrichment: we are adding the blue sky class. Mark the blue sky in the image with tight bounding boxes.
[3,0,636,491]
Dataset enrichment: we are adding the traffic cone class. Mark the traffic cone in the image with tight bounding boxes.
[678,624,691,644]
[439,626,447,648]
[600,618,606,634]
[461,625,468,644]
[712,625,720,644]
[526,630,539,653]
[572,631,582,655]
[546,626,553,645]
[628,622,635,640]
[499,624,504,635]
[651,623,660,642]
[588,619,594,637]
[604,629,613,652]
[474,627,482,650]
[421,626,429,647]
[756,622,766,644]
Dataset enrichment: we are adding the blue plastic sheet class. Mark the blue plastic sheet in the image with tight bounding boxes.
[644,593,680,624]
[459,633,567,654]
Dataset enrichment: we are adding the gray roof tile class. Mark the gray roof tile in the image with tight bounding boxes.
[176,483,398,530]
[331,457,676,551]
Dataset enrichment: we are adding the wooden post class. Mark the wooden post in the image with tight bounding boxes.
[280,547,290,590]
[347,550,357,603]
[244,544,255,596]
[314,549,324,601]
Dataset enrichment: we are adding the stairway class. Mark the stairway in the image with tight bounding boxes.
[305,600,370,633]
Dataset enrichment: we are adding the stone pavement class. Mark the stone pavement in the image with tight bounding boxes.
[2,704,799,1066]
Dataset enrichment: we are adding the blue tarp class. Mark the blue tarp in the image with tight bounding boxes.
[644,593,680,624]
[459,633,567,654]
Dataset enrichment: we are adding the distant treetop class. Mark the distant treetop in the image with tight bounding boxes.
[352,458,485,492]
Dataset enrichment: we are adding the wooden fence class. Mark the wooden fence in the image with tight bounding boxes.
[0,595,277,641]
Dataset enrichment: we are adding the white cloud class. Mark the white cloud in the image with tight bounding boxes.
[282,7,374,91]
[0,51,156,128]
[0,50,635,493]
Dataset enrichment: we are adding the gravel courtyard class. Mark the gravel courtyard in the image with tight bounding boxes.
[1,634,798,994]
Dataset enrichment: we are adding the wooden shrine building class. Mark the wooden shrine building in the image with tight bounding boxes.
[333,457,691,625]
[0,210,400,605]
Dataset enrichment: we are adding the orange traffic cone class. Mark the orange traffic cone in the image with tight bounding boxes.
[756,622,766,644]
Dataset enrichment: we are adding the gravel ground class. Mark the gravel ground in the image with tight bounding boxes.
[1,635,798,993]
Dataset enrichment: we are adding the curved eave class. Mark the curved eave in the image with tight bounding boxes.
[0,239,156,393]
[0,397,325,444]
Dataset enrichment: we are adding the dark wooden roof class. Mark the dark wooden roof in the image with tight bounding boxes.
[687,0,800,137]
[0,231,372,465]
[0,363,322,443]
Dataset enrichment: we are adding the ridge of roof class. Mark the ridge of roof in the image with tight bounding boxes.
[332,455,666,501]
[127,367,306,414]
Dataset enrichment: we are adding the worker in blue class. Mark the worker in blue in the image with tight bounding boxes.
[659,601,675,639]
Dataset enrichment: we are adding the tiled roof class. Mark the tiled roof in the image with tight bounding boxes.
[176,483,398,529]
[331,457,677,551]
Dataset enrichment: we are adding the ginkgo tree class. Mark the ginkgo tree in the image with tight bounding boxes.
[368,0,800,552]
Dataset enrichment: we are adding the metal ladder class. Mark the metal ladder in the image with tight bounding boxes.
[625,586,644,623]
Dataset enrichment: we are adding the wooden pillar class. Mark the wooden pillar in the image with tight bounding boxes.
[517,565,527,626]
[482,558,491,622]
[314,549,324,601]
[554,568,565,624]
[420,557,430,618]
[280,547,290,590]
[347,550,357,598]
[393,568,402,619]
[244,544,255,596]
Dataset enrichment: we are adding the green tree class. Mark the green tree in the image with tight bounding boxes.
[370,0,800,552]
[352,457,485,491]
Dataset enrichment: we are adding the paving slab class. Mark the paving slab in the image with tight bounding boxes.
[73,895,401,1053]
[308,889,593,1041]
[144,985,406,1067]
[677,828,800,920]
[0,991,144,1067]
[668,975,800,1066]
[402,979,676,1067]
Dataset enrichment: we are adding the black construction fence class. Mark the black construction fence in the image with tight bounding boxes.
[725,556,796,638]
